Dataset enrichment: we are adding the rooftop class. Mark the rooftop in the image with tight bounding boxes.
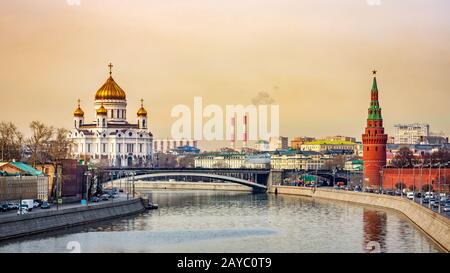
[303,140,356,145]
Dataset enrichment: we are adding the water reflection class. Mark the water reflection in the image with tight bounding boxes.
[363,209,387,252]
[0,190,442,253]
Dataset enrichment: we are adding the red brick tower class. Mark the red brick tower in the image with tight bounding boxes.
[362,71,388,188]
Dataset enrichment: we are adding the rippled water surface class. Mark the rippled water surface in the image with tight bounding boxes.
[0,190,442,253]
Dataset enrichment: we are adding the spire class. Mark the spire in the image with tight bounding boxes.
[367,70,382,121]
[372,70,378,91]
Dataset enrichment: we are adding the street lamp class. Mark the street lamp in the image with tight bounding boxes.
[428,162,432,210]
[18,173,22,215]
[438,163,442,214]
[132,171,136,198]
[419,163,424,204]
[84,171,92,205]
[380,165,387,194]
[109,171,114,203]
[332,168,337,188]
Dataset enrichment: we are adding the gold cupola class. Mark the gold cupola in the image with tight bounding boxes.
[137,99,148,117]
[94,63,126,101]
[73,99,84,117]
[96,103,108,116]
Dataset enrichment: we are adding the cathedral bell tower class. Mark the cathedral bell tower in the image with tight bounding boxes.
[73,99,84,129]
[362,70,388,189]
[137,99,148,129]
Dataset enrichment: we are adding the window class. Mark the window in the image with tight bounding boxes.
[102,143,106,153]
[117,109,120,118]
[139,144,143,153]
[111,110,114,118]
[102,119,106,127]
[118,144,122,153]
[367,147,369,151]
[375,147,378,152]
[142,119,146,128]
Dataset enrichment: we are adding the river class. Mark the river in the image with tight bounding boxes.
[0,190,442,253]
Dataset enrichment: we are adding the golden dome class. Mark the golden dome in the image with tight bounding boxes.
[94,63,126,101]
[74,99,84,117]
[96,104,108,116]
[137,99,148,117]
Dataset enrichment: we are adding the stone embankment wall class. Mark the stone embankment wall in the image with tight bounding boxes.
[0,199,145,241]
[270,186,450,252]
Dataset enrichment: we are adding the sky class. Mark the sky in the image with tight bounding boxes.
[1,0,449,150]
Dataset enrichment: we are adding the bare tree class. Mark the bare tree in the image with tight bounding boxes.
[27,121,54,166]
[177,154,195,168]
[323,155,347,170]
[152,153,178,168]
[430,148,450,165]
[48,128,72,162]
[392,147,416,167]
[0,121,24,161]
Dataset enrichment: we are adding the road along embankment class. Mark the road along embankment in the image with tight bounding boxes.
[0,198,145,241]
[269,186,450,252]
[108,181,253,192]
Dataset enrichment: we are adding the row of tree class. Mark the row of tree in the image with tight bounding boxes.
[0,121,71,166]
[391,147,450,168]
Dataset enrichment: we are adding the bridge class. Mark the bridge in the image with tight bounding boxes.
[105,168,271,192]
[103,167,362,192]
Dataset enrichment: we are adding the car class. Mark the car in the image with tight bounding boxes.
[100,194,110,201]
[1,204,9,212]
[422,198,429,204]
[90,197,100,203]
[406,192,415,200]
[17,206,29,215]
[40,201,51,209]
[8,203,18,210]
[425,192,434,199]
[443,205,450,212]
[430,200,439,208]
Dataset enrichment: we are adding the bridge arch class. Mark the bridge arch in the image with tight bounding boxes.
[111,172,267,192]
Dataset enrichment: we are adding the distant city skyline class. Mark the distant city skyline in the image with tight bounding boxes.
[1,0,449,150]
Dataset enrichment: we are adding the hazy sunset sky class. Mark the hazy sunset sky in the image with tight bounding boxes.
[1,0,449,149]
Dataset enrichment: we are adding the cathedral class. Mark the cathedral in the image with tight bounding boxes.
[69,64,153,167]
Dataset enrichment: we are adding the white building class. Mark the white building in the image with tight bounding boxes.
[394,123,429,144]
[69,64,153,167]
[194,153,270,169]
[270,151,330,170]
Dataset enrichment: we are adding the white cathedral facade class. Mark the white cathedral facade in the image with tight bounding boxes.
[69,64,153,167]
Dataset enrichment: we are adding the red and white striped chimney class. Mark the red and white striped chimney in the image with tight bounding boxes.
[243,115,248,148]
[230,116,236,149]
